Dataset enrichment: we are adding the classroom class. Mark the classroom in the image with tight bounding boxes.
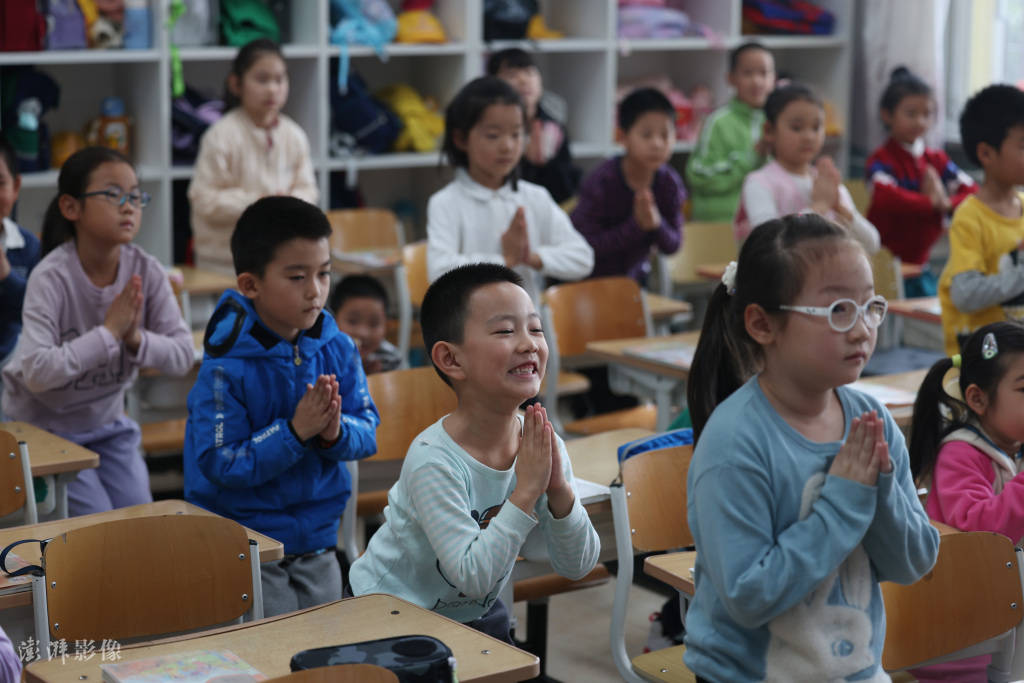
[0,0,1023,681]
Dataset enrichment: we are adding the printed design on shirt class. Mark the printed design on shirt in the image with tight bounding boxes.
[999,248,1024,320]
[762,472,883,682]
[56,327,126,392]
[431,502,508,612]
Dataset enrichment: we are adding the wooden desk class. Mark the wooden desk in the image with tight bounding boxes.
[645,522,959,597]
[24,594,539,683]
[566,428,654,488]
[696,262,924,282]
[1,422,99,519]
[888,297,941,325]
[856,369,928,429]
[0,499,284,611]
[176,266,238,296]
[645,293,692,326]
[586,333,701,430]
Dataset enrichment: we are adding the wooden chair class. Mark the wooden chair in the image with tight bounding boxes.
[327,208,405,253]
[664,221,737,289]
[542,277,657,436]
[844,178,871,215]
[610,444,695,682]
[31,514,263,653]
[339,366,457,563]
[0,429,38,524]
[882,531,1024,679]
[267,664,399,682]
[871,245,906,303]
[394,240,428,360]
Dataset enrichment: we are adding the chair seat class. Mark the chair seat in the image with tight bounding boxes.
[356,489,389,517]
[141,418,188,455]
[564,405,658,436]
[541,371,591,397]
[513,564,611,603]
[632,644,695,682]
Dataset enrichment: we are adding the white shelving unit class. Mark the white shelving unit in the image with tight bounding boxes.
[1,0,852,265]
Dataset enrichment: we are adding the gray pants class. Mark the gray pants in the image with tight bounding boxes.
[261,550,343,617]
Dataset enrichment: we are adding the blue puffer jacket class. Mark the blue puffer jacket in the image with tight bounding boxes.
[184,290,379,555]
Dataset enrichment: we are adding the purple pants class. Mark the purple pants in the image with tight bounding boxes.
[55,415,152,516]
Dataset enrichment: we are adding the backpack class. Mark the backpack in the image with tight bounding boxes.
[617,428,694,463]
[329,0,396,93]
[329,67,402,155]
[742,0,835,35]
[44,0,87,50]
[171,86,225,164]
[0,66,60,172]
[0,0,46,51]
[220,0,280,46]
[483,0,537,41]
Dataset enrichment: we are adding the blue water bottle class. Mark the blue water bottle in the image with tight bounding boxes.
[123,0,152,49]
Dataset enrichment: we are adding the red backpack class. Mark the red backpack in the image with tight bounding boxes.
[0,0,46,51]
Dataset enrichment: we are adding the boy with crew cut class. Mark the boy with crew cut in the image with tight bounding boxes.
[938,84,1024,355]
[330,274,403,374]
[571,87,685,284]
[348,263,600,642]
[686,42,775,222]
[185,196,380,617]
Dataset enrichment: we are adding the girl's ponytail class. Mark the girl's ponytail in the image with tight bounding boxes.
[908,357,960,482]
[688,283,753,442]
[41,196,76,257]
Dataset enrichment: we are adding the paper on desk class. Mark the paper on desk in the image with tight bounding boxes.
[622,341,696,369]
[846,381,917,407]
[332,249,394,269]
[575,477,611,505]
[0,551,32,596]
[100,649,265,683]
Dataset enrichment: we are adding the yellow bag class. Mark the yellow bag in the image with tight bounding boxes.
[375,84,444,152]
[395,9,447,43]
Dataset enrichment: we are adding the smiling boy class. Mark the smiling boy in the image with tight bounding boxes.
[184,196,380,617]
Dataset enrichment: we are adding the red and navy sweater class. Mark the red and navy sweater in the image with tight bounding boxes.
[865,137,977,265]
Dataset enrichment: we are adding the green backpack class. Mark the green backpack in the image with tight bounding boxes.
[220,0,280,46]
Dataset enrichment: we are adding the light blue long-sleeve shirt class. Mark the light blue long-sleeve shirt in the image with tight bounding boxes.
[684,377,939,682]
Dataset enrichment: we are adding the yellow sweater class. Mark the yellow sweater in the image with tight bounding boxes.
[188,109,319,274]
[938,194,1024,355]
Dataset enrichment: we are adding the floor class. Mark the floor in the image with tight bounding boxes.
[510,575,673,682]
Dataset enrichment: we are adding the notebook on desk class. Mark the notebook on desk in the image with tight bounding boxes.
[846,381,917,407]
[0,551,33,596]
[622,341,696,369]
[100,649,265,683]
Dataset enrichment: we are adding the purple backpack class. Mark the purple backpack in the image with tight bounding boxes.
[44,0,87,50]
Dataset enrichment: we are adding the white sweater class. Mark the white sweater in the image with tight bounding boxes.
[427,169,594,302]
[188,109,319,273]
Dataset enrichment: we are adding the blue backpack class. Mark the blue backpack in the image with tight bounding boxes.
[329,67,402,155]
[329,0,396,93]
[617,428,694,464]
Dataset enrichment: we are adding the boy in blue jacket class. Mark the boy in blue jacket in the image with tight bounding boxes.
[185,196,379,617]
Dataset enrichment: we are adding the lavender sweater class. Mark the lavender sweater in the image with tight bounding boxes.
[2,242,193,434]
[571,157,684,282]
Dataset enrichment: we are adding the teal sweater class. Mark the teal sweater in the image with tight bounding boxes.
[685,98,765,222]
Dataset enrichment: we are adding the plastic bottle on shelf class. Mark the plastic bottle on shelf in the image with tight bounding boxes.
[85,97,132,158]
[123,0,152,49]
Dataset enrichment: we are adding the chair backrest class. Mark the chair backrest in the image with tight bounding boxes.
[366,366,457,461]
[882,531,1022,672]
[402,240,429,308]
[37,514,258,643]
[666,222,737,286]
[844,178,870,215]
[0,430,37,523]
[870,246,905,301]
[620,444,694,552]
[327,208,404,253]
[268,664,399,682]
[543,277,649,358]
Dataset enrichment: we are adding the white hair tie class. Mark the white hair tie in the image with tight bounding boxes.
[721,261,738,295]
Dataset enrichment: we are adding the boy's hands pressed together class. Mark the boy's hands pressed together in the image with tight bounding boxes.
[634,188,662,231]
[509,403,553,515]
[540,404,575,518]
[318,375,342,444]
[291,374,341,442]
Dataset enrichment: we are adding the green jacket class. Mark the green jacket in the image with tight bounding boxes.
[685,98,765,222]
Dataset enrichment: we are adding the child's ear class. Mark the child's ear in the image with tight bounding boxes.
[453,129,468,152]
[976,141,996,168]
[964,383,989,417]
[614,127,625,145]
[236,272,260,299]
[57,194,81,222]
[761,120,774,145]
[431,340,466,383]
[11,174,21,198]
[879,108,893,129]
[227,73,241,98]
[744,303,777,346]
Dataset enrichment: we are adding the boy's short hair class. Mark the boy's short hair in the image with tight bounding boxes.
[231,196,332,276]
[329,274,389,314]
[959,84,1024,166]
[486,48,536,76]
[618,87,675,132]
[421,263,525,386]
[0,136,19,177]
[729,41,770,72]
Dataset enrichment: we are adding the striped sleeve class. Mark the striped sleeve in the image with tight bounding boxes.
[407,460,537,599]
[533,438,601,579]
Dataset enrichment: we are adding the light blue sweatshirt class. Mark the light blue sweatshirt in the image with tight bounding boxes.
[684,377,939,682]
